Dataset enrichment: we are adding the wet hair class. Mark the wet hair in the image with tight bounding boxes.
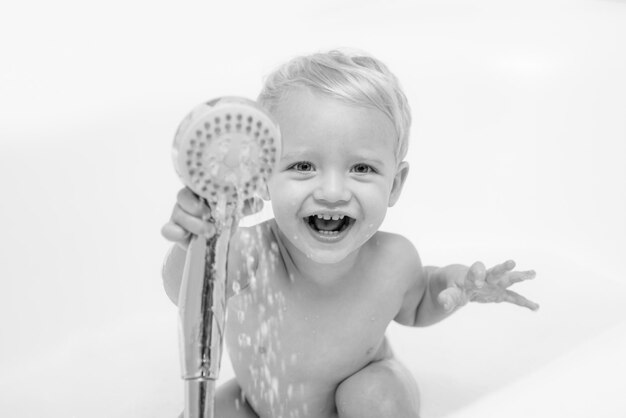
[257,48,412,162]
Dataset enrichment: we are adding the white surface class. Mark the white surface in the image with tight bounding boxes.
[1,0,625,417]
[444,320,626,417]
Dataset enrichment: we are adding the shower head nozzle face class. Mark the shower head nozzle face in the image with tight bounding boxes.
[172,97,281,207]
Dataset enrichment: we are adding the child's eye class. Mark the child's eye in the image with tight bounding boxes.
[351,163,376,174]
[289,161,315,172]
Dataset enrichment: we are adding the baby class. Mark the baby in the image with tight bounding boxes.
[161,49,539,418]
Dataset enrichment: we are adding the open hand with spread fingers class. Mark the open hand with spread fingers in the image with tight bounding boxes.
[437,260,539,313]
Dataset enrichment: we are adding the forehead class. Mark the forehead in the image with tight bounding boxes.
[271,87,396,155]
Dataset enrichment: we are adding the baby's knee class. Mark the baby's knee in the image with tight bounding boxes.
[335,361,420,418]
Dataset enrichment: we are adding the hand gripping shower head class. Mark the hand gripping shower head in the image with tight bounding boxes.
[171,97,281,418]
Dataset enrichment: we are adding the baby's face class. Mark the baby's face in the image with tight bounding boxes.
[267,87,406,264]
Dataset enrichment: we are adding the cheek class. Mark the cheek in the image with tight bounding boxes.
[356,180,393,208]
[268,179,305,217]
[355,181,392,225]
[271,200,299,222]
[365,202,389,231]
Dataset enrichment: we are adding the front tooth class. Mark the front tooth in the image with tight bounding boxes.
[323,214,331,220]
[331,215,339,220]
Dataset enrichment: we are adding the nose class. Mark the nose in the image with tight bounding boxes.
[313,171,351,204]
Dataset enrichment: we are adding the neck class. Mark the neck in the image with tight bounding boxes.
[271,221,361,288]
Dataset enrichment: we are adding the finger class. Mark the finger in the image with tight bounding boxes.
[504,289,540,311]
[437,288,455,312]
[241,197,264,216]
[487,259,516,279]
[161,222,192,250]
[438,287,467,312]
[171,204,216,237]
[466,261,487,288]
[177,187,210,218]
[161,221,189,242]
[501,269,536,287]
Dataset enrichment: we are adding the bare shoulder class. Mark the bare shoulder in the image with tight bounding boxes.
[226,220,274,296]
[231,220,277,262]
[367,232,428,326]
[367,231,422,267]
[365,231,423,286]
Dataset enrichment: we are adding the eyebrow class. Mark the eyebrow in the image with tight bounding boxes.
[359,156,385,166]
[352,151,387,167]
[280,151,307,160]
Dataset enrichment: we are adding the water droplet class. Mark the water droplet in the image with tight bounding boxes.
[238,333,251,346]
[260,321,269,337]
[232,281,241,294]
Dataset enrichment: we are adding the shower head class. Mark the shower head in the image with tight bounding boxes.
[172,97,280,211]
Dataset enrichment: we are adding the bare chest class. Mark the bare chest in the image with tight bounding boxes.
[228,286,391,373]
[223,259,403,416]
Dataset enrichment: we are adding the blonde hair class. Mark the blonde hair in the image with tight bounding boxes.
[257,49,412,162]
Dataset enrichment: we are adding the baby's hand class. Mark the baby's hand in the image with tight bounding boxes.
[160,187,263,249]
[438,260,539,312]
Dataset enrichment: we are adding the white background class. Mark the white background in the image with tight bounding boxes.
[1,0,625,417]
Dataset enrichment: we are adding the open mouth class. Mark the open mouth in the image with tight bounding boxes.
[304,214,355,237]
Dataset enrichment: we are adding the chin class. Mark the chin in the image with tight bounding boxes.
[296,225,371,265]
[303,248,356,265]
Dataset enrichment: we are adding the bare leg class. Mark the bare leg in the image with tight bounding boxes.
[178,378,259,418]
[335,358,420,418]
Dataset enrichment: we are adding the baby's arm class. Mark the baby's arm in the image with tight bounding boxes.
[161,188,262,304]
[396,264,464,327]
[161,244,187,304]
[414,261,538,326]
[394,239,538,327]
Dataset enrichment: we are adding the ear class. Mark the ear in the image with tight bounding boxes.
[388,161,409,207]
